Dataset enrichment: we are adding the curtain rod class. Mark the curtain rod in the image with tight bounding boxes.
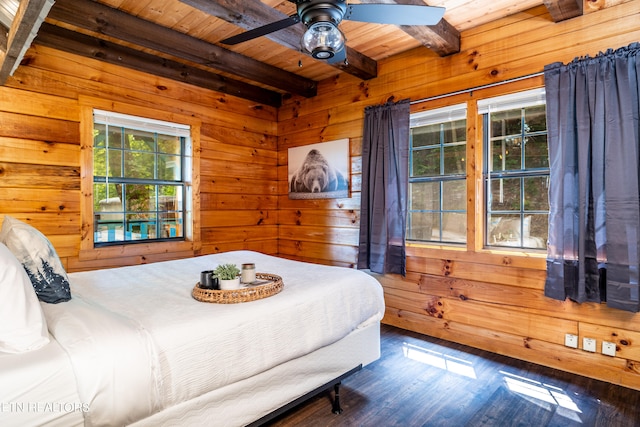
[410,71,544,105]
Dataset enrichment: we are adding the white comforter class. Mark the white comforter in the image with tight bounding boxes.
[41,251,384,426]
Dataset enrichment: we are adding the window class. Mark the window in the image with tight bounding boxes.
[479,89,549,249]
[92,110,191,246]
[408,104,467,243]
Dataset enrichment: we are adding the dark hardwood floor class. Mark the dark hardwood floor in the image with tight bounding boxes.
[265,324,640,426]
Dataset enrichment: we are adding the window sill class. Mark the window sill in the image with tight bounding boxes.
[406,242,547,269]
[78,239,198,262]
[406,241,467,252]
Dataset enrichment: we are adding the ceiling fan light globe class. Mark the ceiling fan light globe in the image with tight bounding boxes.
[302,22,345,60]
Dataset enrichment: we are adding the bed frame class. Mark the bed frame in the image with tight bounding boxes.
[248,364,362,426]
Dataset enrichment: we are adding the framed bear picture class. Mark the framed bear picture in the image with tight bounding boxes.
[288,139,350,199]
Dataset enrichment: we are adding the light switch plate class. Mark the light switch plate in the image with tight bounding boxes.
[602,341,616,357]
[565,333,578,348]
[583,337,596,352]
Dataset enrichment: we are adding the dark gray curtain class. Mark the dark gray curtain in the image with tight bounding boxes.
[544,42,640,312]
[358,98,410,275]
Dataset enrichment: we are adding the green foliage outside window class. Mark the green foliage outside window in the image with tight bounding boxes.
[408,93,549,251]
[486,104,549,249]
[408,118,467,243]
[93,122,185,245]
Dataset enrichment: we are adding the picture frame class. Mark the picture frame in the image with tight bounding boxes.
[288,139,350,200]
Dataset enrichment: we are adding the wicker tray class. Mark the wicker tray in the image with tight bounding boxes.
[192,273,283,304]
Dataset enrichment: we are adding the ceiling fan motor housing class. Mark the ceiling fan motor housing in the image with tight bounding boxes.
[296,0,347,27]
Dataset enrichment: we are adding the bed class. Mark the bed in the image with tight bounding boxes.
[0,246,385,427]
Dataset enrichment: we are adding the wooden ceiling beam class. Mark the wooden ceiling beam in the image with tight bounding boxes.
[543,0,584,22]
[400,18,460,57]
[0,0,54,84]
[180,0,378,81]
[47,0,317,98]
[34,22,284,107]
[358,0,460,56]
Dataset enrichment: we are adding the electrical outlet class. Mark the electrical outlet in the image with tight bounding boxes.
[565,333,578,348]
[583,337,596,352]
[602,341,616,357]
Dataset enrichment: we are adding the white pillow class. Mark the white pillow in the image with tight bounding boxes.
[0,215,71,303]
[0,242,49,353]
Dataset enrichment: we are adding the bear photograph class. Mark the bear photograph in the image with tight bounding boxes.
[288,139,349,199]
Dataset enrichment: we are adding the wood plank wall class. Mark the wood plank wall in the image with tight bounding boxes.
[278,2,640,390]
[0,44,279,271]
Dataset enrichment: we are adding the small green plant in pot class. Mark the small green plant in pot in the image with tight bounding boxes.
[214,263,241,289]
[214,263,240,279]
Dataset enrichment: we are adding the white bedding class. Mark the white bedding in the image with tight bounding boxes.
[39,250,385,426]
[132,322,381,427]
[0,334,84,427]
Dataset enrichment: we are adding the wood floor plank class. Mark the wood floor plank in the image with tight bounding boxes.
[265,324,640,427]
[465,385,556,426]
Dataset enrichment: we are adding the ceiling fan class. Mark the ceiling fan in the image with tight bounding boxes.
[220,0,445,63]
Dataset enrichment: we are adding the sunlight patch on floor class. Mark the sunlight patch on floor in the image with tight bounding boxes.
[501,370,583,423]
[402,342,477,379]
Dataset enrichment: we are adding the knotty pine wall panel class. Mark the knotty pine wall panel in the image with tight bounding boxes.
[1,45,279,270]
[277,2,640,390]
[0,88,81,259]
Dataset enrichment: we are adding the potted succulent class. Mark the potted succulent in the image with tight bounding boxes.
[214,263,241,290]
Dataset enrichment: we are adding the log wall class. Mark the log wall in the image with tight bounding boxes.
[278,2,640,390]
[0,44,279,271]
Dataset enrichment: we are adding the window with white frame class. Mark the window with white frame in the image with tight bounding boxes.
[479,88,549,250]
[92,110,192,246]
[408,104,467,243]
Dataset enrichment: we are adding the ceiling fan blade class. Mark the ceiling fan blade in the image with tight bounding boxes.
[326,46,347,64]
[344,4,445,26]
[220,14,301,45]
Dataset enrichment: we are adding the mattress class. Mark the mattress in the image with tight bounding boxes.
[39,250,385,426]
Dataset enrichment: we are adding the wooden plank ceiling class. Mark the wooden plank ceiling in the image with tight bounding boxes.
[0,0,628,107]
